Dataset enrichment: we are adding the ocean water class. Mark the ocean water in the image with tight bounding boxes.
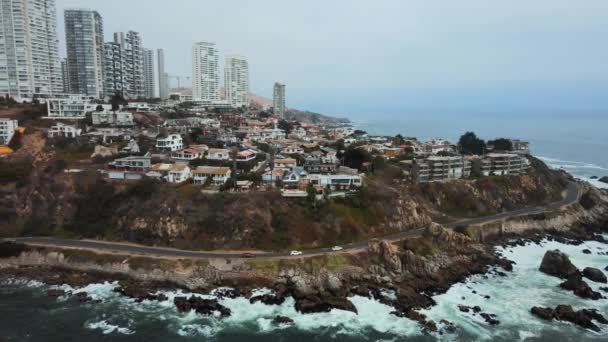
[1,238,607,341]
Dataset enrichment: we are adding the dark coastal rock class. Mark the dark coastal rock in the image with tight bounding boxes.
[480,312,500,325]
[47,289,66,297]
[539,250,579,279]
[272,316,294,325]
[391,309,437,333]
[174,296,231,317]
[213,288,241,300]
[74,291,100,304]
[600,287,608,293]
[582,249,592,255]
[114,284,168,303]
[590,176,598,180]
[531,305,608,332]
[457,305,481,314]
[582,267,607,283]
[438,320,457,334]
[599,176,608,184]
[559,275,603,300]
[496,258,515,272]
[350,285,371,298]
[295,296,357,314]
[249,293,286,306]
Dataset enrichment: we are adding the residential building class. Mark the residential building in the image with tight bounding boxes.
[61,58,69,92]
[192,166,231,186]
[170,148,204,161]
[46,95,95,119]
[64,9,104,98]
[413,156,472,182]
[157,49,169,99]
[166,164,191,183]
[91,111,134,126]
[47,122,81,138]
[103,41,126,97]
[108,31,144,98]
[274,158,297,170]
[155,134,183,152]
[108,153,152,170]
[0,118,18,145]
[480,153,529,176]
[142,48,154,98]
[308,174,363,191]
[192,42,219,102]
[206,148,230,161]
[511,139,530,154]
[0,0,63,99]
[273,82,286,118]
[121,139,140,154]
[224,55,249,107]
[236,150,256,162]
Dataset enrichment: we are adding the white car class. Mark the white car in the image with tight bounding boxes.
[331,246,344,252]
[290,250,303,256]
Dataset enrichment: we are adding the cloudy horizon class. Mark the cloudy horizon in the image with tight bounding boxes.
[55,0,608,119]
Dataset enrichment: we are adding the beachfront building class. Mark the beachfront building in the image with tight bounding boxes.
[480,153,530,176]
[0,0,63,99]
[273,82,286,118]
[413,156,472,182]
[224,55,249,107]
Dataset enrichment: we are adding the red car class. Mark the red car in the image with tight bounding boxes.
[240,253,256,258]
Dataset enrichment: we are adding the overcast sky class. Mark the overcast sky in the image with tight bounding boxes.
[54,0,608,118]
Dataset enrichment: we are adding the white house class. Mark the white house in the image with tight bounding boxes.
[192,166,232,186]
[47,123,82,139]
[274,158,297,171]
[171,148,204,161]
[127,102,151,113]
[206,148,231,161]
[166,164,191,183]
[0,118,19,145]
[156,134,183,152]
[282,144,304,155]
[92,111,134,126]
[236,150,257,162]
[308,174,363,190]
[45,95,98,119]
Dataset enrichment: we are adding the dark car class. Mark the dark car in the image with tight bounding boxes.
[240,253,256,258]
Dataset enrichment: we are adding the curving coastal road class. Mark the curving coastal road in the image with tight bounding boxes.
[3,182,580,260]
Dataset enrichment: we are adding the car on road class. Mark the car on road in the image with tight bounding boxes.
[240,253,256,258]
[331,246,343,252]
[290,250,303,256]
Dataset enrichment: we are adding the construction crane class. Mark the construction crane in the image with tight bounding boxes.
[168,75,191,89]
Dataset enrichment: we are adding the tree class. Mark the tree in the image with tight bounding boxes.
[96,104,104,112]
[278,120,294,134]
[343,146,373,170]
[110,92,127,111]
[229,146,239,187]
[488,138,513,152]
[393,134,405,146]
[458,132,486,155]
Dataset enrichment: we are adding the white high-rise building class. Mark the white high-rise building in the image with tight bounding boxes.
[273,82,286,118]
[64,8,104,98]
[192,42,219,102]
[224,55,249,108]
[0,0,63,99]
[142,48,154,98]
[113,31,144,98]
[157,49,169,99]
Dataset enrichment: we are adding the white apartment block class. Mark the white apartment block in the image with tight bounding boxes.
[273,82,286,118]
[156,134,183,152]
[142,48,154,98]
[415,156,472,182]
[47,122,81,138]
[0,0,63,99]
[192,42,219,102]
[46,95,96,119]
[110,31,144,99]
[481,153,530,176]
[224,55,249,107]
[64,9,104,98]
[0,118,18,145]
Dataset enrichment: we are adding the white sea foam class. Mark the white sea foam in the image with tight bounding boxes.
[177,323,220,337]
[86,320,134,335]
[422,239,608,340]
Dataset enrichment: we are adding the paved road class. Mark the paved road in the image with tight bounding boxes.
[3,182,580,260]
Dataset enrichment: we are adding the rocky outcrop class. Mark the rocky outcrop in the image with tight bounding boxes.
[90,145,118,159]
[294,296,357,314]
[539,250,578,279]
[47,289,65,297]
[272,316,294,325]
[173,296,231,317]
[531,305,608,332]
[113,280,170,302]
[559,275,603,300]
[599,176,608,184]
[582,267,607,284]
[368,239,402,274]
